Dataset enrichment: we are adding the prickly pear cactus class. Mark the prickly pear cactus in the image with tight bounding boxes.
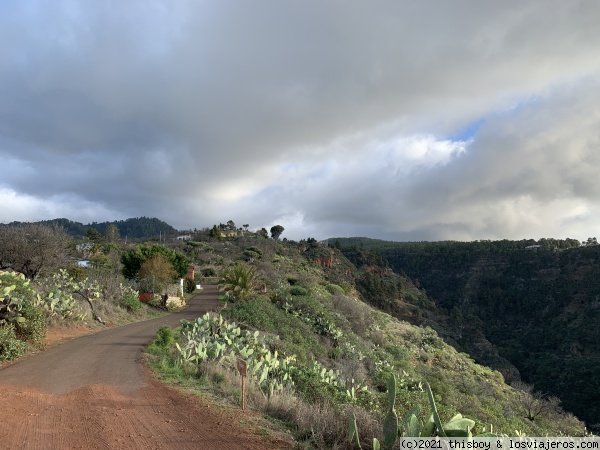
[350,373,490,448]
[383,373,399,449]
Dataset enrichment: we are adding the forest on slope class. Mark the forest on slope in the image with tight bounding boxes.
[3,217,177,239]
[334,237,600,430]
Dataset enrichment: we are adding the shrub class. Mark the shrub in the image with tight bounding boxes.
[67,266,89,282]
[245,246,263,256]
[1,273,46,342]
[290,365,343,404]
[154,325,175,348]
[184,277,196,294]
[15,300,46,343]
[244,250,261,261]
[119,292,143,312]
[201,267,216,277]
[326,283,345,295]
[0,324,27,361]
[224,296,327,364]
[290,286,309,297]
[146,294,163,308]
[166,296,186,311]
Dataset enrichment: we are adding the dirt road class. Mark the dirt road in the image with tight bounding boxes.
[0,286,291,449]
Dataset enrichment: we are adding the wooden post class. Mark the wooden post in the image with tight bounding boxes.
[236,358,247,410]
[241,377,246,410]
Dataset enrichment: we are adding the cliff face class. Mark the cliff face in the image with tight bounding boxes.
[314,255,333,269]
[380,243,600,429]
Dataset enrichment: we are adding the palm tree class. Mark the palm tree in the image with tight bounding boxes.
[219,262,261,301]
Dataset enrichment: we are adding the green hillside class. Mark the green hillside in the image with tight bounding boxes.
[151,233,586,447]
[4,217,177,239]
[1,220,590,448]
[334,237,600,430]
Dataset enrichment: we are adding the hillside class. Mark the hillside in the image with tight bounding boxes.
[162,233,586,445]
[0,220,589,447]
[4,217,177,239]
[334,237,600,430]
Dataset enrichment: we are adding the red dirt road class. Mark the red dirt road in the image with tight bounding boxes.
[0,286,292,450]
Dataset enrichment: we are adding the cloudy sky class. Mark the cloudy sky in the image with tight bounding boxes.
[1,1,599,241]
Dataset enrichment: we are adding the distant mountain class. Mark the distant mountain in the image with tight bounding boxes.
[87,217,177,239]
[5,217,178,240]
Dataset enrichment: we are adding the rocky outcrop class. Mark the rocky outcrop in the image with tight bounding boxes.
[315,255,333,269]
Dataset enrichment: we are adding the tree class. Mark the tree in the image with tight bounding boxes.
[257,228,269,238]
[219,262,262,301]
[270,225,285,240]
[105,224,120,243]
[0,224,70,280]
[513,381,562,422]
[138,255,176,294]
[86,227,102,242]
[121,244,190,279]
[208,225,222,238]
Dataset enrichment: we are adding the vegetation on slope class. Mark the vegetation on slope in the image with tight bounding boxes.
[3,216,177,240]
[147,231,586,448]
[334,237,600,430]
[0,219,592,447]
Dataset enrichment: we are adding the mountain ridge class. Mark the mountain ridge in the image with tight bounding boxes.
[3,217,178,240]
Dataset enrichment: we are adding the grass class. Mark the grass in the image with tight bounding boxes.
[222,295,328,365]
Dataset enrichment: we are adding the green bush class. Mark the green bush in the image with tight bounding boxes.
[244,249,261,261]
[326,283,345,295]
[245,246,263,256]
[15,300,46,343]
[0,324,27,361]
[201,267,216,277]
[184,277,196,294]
[290,365,345,404]
[154,325,175,348]
[119,292,143,312]
[224,296,327,364]
[290,286,309,296]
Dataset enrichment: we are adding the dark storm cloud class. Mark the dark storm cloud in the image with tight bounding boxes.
[1,1,599,240]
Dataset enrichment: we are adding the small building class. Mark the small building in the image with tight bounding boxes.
[176,235,192,241]
[76,242,92,252]
[221,230,243,238]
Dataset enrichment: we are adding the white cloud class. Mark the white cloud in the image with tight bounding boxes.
[0,188,120,224]
[1,1,600,241]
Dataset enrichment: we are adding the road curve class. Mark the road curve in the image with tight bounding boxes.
[0,286,290,450]
[0,285,221,394]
